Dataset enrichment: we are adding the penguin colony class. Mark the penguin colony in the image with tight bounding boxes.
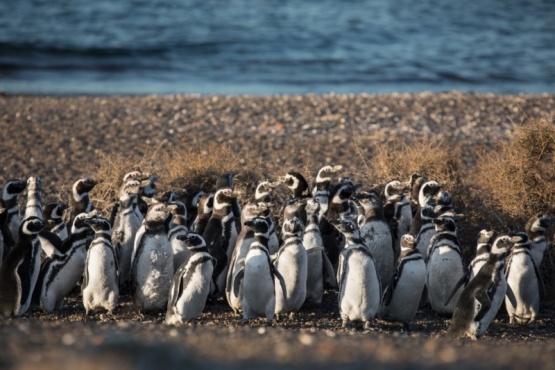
[0,168,553,340]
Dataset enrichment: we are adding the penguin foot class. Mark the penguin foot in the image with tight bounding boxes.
[288,312,296,320]
[341,319,350,329]
[363,321,372,331]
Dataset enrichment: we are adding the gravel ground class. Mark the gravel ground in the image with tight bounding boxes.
[1,92,555,369]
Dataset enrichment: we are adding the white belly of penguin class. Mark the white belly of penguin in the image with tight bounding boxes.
[114,218,141,284]
[475,273,507,336]
[427,245,464,315]
[243,251,275,318]
[360,221,394,288]
[82,244,119,312]
[172,257,213,322]
[505,254,539,322]
[134,235,173,310]
[304,228,325,304]
[274,242,308,314]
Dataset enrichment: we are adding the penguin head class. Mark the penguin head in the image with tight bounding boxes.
[351,190,383,218]
[432,215,456,232]
[331,178,360,203]
[419,180,442,207]
[330,217,358,236]
[315,165,343,184]
[197,193,214,215]
[254,180,280,203]
[384,180,408,199]
[122,170,146,183]
[72,177,97,201]
[282,217,303,237]
[20,216,44,236]
[508,230,530,247]
[279,171,310,197]
[167,201,187,217]
[281,197,307,223]
[491,234,518,257]
[244,216,270,236]
[26,176,42,192]
[44,202,68,222]
[145,202,168,224]
[2,179,26,202]
[139,174,158,198]
[476,229,496,247]
[216,173,235,191]
[241,203,261,223]
[84,216,111,232]
[527,213,555,234]
[434,190,453,206]
[400,233,417,249]
[305,198,321,216]
[177,232,206,250]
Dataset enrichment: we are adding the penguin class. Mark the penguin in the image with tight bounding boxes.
[352,190,394,291]
[253,180,280,254]
[414,204,438,261]
[226,203,266,314]
[215,173,241,233]
[82,217,119,315]
[23,176,43,221]
[165,232,214,326]
[331,218,382,329]
[185,190,205,229]
[383,180,412,262]
[303,199,337,305]
[1,179,26,245]
[448,233,520,340]
[66,177,97,227]
[379,234,426,326]
[409,180,442,236]
[111,180,143,287]
[327,177,360,221]
[202,187,238,299]
[505,231,544,325]
[433,190,455,217]
[167,200,190,271]
[0,216,44,317]
[43,202,69,241]
[35,212,93,312]
[191,192,213,236]
[469,229,496,281]
[233,216,286,325]
[426,214,465,316]
[131,203,173,311]
[120,171,158,217]
[274,217,308,319]
[525,213,555,268]
[407,172,426,217]
[279,171,311,199]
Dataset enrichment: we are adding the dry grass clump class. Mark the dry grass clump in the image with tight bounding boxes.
[474,119,555,223]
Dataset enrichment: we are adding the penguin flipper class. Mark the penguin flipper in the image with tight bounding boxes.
[82,252,91,292]
[505,284,517,309]
[38,230,63,257]
[167,265,186,311]
[532,259,546,298]
[444,273,467,307]
[322,250,337,288]
[474,290,492,322]
[382,285,394,307]
[232,267,245,297]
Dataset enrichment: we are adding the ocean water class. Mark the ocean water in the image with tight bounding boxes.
[0,0,554,95]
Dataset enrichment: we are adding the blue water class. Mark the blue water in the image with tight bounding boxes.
[1,0,554,95]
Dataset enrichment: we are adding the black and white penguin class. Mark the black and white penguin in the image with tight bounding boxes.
[469,229,496,281]
[352,190,394,291]
[167,200,190,271]
[120,170,158,217]
[383,180,412,262]
[274,217,308,319]
[253,180,280,254]
[111,180,143,287]
[191,193,213,236]
[448,233,520,340]
[380,234,427,326]
[410,180,442,236]
[202,187,239,299]
[82,217,119,315]
[0,207,14,262]
[234,216,286,325]
[303,199,337,305]
[35,212,92,312]
[414,204,438,261]
[215,173,242,233]
[525,213,555,268]
[504,231,544,325]
[43,202,69,241]
[433,190,455,217]
[185,190,205,229]
[331,218,381,329]
[1,179,26,245]
[279,171,311,199]
[131,203,173,311]
[327,177,360,221]
[312,165,343,219]
[426,214,465,316]
[23,176,43,221]
[65,177,97,229]
[407,172,426,217]
[0,217,44,317]
[165,233,214,326]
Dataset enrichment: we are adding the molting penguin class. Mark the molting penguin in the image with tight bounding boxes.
[426,214,465,316]
[203,187,239,299]
[525,213,555,268]
[1,179,26,245]
[469,229,496,281]
[43,202,69,241]
[274,217,308,319]
[331,218,381,329]
[165,233,214,326]
[448,233,519,340]
[82,217,119,315]
[191,193,213,235]
[352,190,394,291]
[303,199,337,305]
[167,200,190,271]
[23,176,43,221]
[380,234,426,326]
[234,217,286,325]
[131,203,173,311]
[0,217,44,317]
[504,231,544,325]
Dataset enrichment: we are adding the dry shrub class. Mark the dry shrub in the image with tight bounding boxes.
[474,119,555,222]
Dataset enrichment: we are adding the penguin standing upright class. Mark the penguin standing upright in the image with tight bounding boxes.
[23,176,43,221]
[303,199,337,305]
[383,180,412,261]
[468,229,496,281]
[410,180,442,236]
[279,171,311,199]
[352,190,394,290]
[505,231,543,325]
[216,173,241,232]
[413,204,438,261]
[380,234,426,326]
[426,214,465,316]
[202,187,238,299]
[191,193,213,235]
[165,233,214,326]
[65,177,97,228]
[167,200,190,271]
[448,234,519,340]
[253,180,280,254]
[82,217,119,315]
[235,217,286,326]
[274,217,308,319]
[131,203,173,311]
[525,213,555,268]
[0,217,44,317]
[111,180,143,287]
[43,202,69,241]
[407,172,426,217]
[1,179,26,245]
[185,190,205,229]
[331,218,382,329]
[35,212,93,312]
